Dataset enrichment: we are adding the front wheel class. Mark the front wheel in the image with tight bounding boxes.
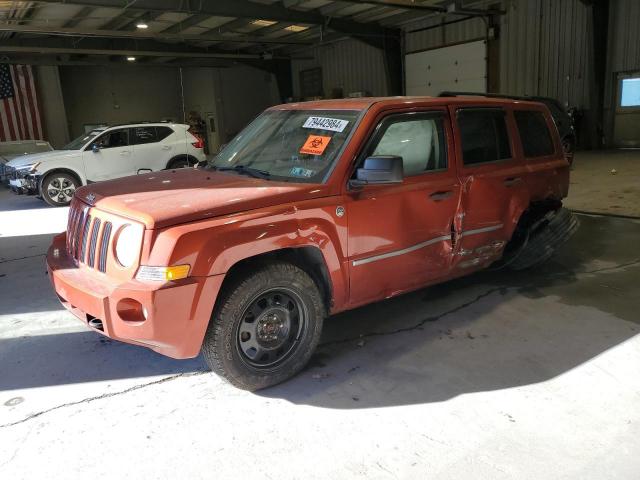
[40,172,80,207]
[202,262,325,391]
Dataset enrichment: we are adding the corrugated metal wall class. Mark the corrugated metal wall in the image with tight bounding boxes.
[291,39,388,99]
[404,0,592,109]
[603,0,640,140]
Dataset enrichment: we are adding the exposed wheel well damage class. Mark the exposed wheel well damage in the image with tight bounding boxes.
[218,247,333,312]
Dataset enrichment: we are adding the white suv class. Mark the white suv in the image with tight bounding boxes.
[5,123,206,206]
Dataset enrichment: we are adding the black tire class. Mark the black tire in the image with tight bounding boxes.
[507,208,579,271]
[167,156,193,169]
[40,172,80,207]
[202,262,325,391]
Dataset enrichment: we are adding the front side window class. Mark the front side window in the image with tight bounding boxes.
[92,129,129,149]
[366,114,447,176]
[514,110,555,157]
[131,126,158,145]
[458,109,511,165]
[210,109,360,183]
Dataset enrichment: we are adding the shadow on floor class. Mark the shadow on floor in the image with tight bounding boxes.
[0,331,206,391]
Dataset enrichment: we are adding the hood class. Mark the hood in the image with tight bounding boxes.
[6,150,80,168]
[79,168,331,229]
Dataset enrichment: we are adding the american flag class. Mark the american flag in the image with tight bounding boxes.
[0,64,43,142]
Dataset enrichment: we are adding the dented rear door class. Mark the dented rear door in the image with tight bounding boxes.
[449,105,529,271]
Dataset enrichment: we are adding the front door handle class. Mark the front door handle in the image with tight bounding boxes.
[119,151,131,156]
[429,190,453,201]
[161,145,171,150]
[503,177,522,187]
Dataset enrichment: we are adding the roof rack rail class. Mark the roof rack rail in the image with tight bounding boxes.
[438,91,529,101]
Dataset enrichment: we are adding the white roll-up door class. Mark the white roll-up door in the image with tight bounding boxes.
[405,40,487,96]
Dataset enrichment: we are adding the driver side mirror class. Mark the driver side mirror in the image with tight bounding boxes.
[91,143,101,153]
[349,155,403,188]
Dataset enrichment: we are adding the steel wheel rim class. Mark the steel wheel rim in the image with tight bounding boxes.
[47,177,76,203]
[235,287,307,369]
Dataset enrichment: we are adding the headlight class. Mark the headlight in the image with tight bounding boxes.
[114,224,143,268]
[14,162,41,174]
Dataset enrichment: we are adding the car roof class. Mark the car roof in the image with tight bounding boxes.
[270,95,546,111]
[102,122,188,130]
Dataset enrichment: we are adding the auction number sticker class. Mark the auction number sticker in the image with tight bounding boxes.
[300,134,331,155]
[303,116,349,133]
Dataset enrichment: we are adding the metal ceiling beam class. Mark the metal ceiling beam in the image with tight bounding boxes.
[62,5,94,28]
[118,10,164,31]
[159,13,210,34]
[0,23,313,45]
[0,37,313,60]
[335,0,505,16]
[0,45,265,59]
[33,0,396,50]
[0,54,234,68]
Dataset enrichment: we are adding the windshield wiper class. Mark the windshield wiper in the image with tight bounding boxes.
[216,165,271,179]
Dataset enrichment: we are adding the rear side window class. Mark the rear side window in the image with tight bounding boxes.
[367,114,447,176]
[457,109,511,165]
[514,110,555,157]
[131,126,158,145]
[156,126,174,141]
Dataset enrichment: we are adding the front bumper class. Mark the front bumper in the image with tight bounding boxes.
[46,232,224,359]
[5,170,39,194]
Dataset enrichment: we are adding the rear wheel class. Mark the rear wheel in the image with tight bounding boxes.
[505,207,579,271]
[202,262,325,391]
[40,172,79,207]
[167,156,194,169]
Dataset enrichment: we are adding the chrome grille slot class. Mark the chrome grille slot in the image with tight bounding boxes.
[66,203,80,254]
[98,222,112,273]
[87,218,101,267]
[79,215,92,263]
[72,210,85,259]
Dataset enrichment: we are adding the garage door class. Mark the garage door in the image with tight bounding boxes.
[405,40,487,96]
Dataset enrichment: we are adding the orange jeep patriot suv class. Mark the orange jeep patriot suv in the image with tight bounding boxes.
[47,96,578,390]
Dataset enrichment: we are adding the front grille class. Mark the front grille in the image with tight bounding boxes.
[66,202,114,272]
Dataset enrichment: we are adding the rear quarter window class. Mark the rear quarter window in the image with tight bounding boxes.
[514,110,555,157]
[157,126,174,141]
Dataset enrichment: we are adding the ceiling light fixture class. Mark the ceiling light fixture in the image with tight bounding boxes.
[127,56,136,61]
[136,21,149,29]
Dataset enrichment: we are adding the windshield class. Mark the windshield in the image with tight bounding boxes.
[64,130,104,150]
[210,109,361,182]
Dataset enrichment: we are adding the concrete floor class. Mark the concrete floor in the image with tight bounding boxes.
[1,184,640,479]
[564,149,640,217]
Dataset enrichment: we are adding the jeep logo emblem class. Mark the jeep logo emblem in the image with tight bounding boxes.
[86,193,96,203]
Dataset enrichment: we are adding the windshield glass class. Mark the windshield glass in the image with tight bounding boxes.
[210,109,360,182]
[64,130,104,150]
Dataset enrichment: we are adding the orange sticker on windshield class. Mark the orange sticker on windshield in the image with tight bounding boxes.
[300,134,331,155]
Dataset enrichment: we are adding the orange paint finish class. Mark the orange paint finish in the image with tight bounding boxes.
[47,233,223,358]
[46,96,571,359]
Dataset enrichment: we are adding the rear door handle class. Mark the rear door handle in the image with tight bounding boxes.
[161,145,171,150]
[119,151,131,156]
[429,190,453,201]
[503,177,522,186]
